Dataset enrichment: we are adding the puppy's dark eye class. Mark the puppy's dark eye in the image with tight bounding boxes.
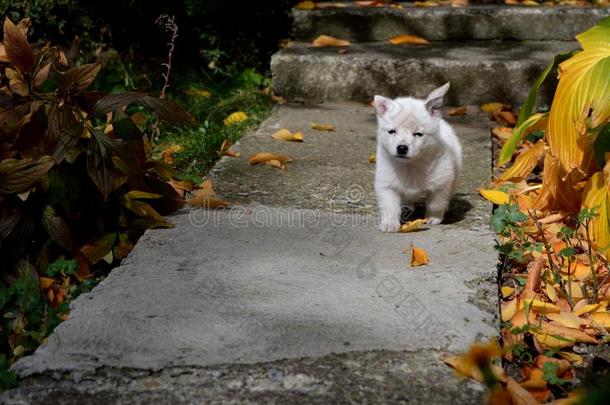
[388,129,396,134]
[414,131,424,137]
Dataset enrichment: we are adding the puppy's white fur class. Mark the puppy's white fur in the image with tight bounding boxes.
[374,83,462,232]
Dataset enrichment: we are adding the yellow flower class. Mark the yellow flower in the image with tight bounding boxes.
[224,111,248,126]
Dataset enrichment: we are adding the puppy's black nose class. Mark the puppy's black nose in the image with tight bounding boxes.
[396,145,408,155]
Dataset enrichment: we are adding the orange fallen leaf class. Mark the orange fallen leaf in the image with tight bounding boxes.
[447,106,467,116]
[400,219,427,233]
[312,35,350,47]
[493,110,517,126]
[272,128,304,142]
[188,195,231,209]
[162,144,182,164]
[40,277,54,289]
[272,95,287,104]
[220,139,240,157]
[410,242,429,267]
[451,0,469,6]
[492,127,514,141]
[388,34,430,46]
[356,1,386,6]
[310,123,336,131]
[249,152,292,169]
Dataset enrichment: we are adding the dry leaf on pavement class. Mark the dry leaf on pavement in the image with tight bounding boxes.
[388,34,430,45]
[312,35,350,47]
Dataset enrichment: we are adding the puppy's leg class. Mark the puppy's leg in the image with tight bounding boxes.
[377,187,402,232]
[425,187,452,225]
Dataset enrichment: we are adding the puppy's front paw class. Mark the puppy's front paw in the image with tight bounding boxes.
[379,219,401,232]
[427,217,443,225]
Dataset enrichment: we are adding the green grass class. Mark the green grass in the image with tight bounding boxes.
[155,67,273,183]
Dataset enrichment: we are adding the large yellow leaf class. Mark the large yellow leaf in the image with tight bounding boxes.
[581,171,610,253]
[546,17,610,173]
[498,141,545,182]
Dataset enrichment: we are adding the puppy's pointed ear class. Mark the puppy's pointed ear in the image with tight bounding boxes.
[425,82,450,118]
[374,95,393,117]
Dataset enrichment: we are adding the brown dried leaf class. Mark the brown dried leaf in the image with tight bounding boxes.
[3,17,33,73]
[310,123,336,131]
[492,127,514,141]
[34,63,51,88]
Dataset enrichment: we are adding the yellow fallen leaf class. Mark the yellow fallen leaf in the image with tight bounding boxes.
[479,189,510,205]
[295,1,315,9]
[272,128,304,142]
[414,1,439,6]
[539,321,597,344]
[369,153,376,163]
[312,35,350,47]
[501,286,515,298]
[480,102,511,113]
[310,123,336,131]
[523,299,561,314]
[590,312,610,329]
[410,243,429,267]
[388,34,430,46]
[400,219,427,233]
[558,351,584,366]
[544,283,558,302]
[491,127,513,141]
[224,111,248,126]
[574,303,600,316]
[447,106,467,116]
[501,298,518,322]
[546,312,582,329]
[183,88,211,98]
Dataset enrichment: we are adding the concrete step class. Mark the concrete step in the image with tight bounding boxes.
[293,4,610,42]
[271,40,574,105]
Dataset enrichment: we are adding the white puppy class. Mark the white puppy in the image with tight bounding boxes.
[374,83,462,232]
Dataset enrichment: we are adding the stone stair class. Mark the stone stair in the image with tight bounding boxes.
[272,4,610,105]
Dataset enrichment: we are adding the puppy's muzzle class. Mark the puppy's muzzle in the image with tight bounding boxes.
[396,144,408,158]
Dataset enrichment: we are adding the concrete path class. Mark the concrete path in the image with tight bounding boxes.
[4,103,497,403]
